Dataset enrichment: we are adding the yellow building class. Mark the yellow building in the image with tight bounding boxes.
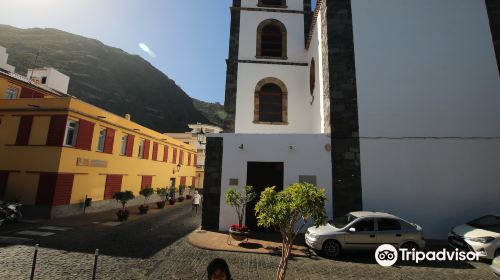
[0,96,197,218]
[166,123,222,189]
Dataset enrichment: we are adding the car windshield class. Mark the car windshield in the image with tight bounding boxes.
[330,214,358,228]
[466,215,500,233]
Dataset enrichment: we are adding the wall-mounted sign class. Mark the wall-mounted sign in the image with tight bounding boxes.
[76,158,108,168]
[229,178,239,186]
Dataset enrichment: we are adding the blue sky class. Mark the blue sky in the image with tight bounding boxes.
[0,0,233,103]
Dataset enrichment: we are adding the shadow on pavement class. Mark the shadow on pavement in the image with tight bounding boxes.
[0,201,201,259]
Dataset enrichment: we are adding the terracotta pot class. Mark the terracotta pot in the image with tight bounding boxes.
[139,205,149,214]
[116,210,129,221]
[157,201,166,209]
[229,228,249,241]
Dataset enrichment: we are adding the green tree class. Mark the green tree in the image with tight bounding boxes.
[169,185,177,199]
[178,185,186,196]
[113,191,135,210]
[225,185,256,227]
[139,188,154,205]
[156,188,168,202]
[255,183,327,280]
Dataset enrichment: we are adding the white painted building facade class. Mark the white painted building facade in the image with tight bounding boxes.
[203,0,500,239]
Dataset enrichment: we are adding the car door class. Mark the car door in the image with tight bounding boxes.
[343,218,378,250]
[375,218,404,246]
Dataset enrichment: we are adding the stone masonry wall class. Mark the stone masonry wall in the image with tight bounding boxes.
[326,0,363,217]
[223,0,242,132]
[486,0,500,73]
[201,137,223,231]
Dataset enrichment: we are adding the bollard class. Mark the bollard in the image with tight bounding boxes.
[30,244,39,280]
[92,249,99,280]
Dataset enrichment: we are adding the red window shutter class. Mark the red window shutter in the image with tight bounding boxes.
[172,148,177,164]
[36,173,58,205]
[36,173,74,206]
[104,175,123,200]
[152,142,158,161]
[143,140,150,159]
[125,135,135,157]
[141,176,153,190]
[103,128,115,154]
[194,154,198,166]
[192,177,196,187]
[20,87,44,98]
[52,174,75,206]
[180,176,186,186]
[75,119,95,151]
[0,172,9,200]
[16,115,33,145]
[163,145,169,162]
[46,115,67,146]
[179,150,184,165]
[188,153,191,166]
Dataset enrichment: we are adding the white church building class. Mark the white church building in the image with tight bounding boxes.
[202,0,500,239]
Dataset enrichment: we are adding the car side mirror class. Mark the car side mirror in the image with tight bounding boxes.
[349,227,356,233]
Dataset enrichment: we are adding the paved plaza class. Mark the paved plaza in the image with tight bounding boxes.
[0,202,496,280]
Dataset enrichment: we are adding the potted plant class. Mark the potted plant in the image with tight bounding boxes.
[225,185,256,241]
[156,187,168,209]
[113,190,135,221]
[168,185,177,205]
[186,185,195,199]
[178,184,186,202]
[138,187,154,214]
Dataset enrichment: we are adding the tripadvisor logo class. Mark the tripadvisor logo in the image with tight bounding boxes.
[375,244,480,267]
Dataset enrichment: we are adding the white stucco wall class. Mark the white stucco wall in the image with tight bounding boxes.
[242,0,305,11]
[28,68,70,94]
[306,5,325,133]
[216,133,333,231]
[235,63,315,133]
[352,0,500,238]
[0,46,15,73]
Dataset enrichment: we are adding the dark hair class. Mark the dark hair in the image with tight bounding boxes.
[207,258,231,280]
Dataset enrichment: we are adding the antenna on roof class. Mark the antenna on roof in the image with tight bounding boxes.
[28,44,41,80]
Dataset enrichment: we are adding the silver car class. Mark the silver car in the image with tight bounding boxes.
[305,211,425,258]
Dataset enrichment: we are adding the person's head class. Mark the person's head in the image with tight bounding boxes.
[207,258,231,280]
[194,190,198,195]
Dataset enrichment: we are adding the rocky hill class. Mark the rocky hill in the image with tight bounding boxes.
[0,24,224,132]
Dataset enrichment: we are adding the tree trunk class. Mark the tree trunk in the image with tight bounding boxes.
[276,238,293,280]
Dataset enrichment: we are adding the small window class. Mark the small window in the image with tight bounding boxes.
[257,20,287,59]
[259,0,285,7]
[310,58,316,95]
[259,83,283,122]
[5,86,19,99]
[353,218,375,232]
[97,128,106,152]
[120,135,128,155]
[41,77,47,84]
[64,120,78,147]
[378,218,402,231]
[138,139,145,158]
[261,24,283,57]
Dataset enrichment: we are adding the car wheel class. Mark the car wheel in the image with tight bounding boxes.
[401,242,420,251]
[323,240,342,258]
[495,249,500,258]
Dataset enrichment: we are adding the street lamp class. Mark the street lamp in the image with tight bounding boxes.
[173,163,181,174]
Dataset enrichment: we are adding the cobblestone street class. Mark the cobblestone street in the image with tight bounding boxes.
[0,202,496,279]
